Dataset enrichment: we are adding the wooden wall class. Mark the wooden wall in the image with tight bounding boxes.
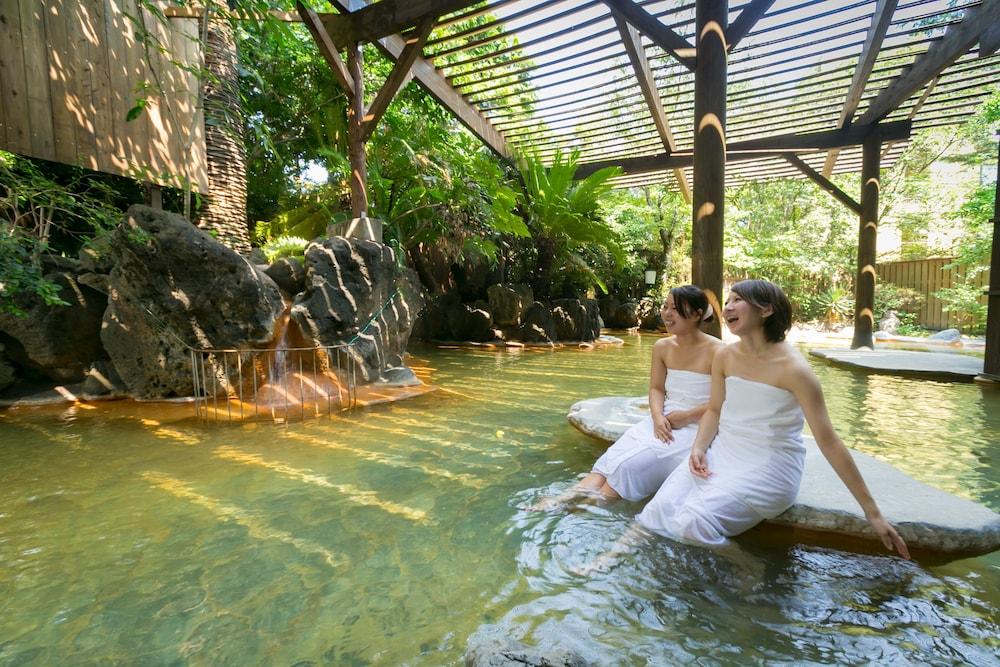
[878,257,990,330]
[0,0,208,192]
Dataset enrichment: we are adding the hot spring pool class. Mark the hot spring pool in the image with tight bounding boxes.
[1,335,997,664]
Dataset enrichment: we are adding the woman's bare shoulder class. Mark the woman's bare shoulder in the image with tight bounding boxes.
[652,336,678,351]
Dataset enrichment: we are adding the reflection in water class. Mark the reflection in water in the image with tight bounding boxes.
[0,336,997,664]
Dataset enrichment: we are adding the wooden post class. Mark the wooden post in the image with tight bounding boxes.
[978,136,1000,382]
[346,42,368,217]
[852,127,881,349]
[692,0,727,338]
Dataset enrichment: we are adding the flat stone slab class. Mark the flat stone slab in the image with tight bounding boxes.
[568,397,1000,555]
[809,348,983,382]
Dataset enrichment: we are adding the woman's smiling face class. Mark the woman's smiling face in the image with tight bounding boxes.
[661,294,701,335]
[723,291,767,336]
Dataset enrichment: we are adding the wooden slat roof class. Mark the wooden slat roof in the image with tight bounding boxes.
[324,0,999,188]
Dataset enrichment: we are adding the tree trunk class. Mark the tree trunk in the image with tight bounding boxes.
[198,17,251,255]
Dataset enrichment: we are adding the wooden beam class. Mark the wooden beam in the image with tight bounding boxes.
[981,16,1000,57]
[783,154,861,214]
[725,0,776,51]
[575,121,912,177]
[322,0,480,49]
[822,0,897,177]
[325,0,510,157]
[296,1,355,98]
[858,0,1000,125]
[880,75,937,159]
[614,16,691,202]
[601,0,697,71]
[164,6,300,21]
[852,127,881,350]
[362,17,435,141]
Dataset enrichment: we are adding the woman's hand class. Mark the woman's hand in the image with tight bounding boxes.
[688,449,710,478]
[652,415,673,443]
[665,409,695,429]
[867,513,911,559]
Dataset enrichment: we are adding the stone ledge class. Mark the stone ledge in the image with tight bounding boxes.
[809,348,983,382]
[567,396,1000,555]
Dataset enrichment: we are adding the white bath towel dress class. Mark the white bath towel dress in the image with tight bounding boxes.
[636,376,805,545]
[592,369,712,502]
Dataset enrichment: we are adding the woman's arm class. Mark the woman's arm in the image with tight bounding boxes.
[791,365,911,559]
[688,350,727,478]
[649,341,672,442]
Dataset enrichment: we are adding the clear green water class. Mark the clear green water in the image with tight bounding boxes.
[1,335,998,665]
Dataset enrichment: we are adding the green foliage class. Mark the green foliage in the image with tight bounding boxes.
[262,235,309,263]
[0,225,68,317]
[255,195,343,244]
[725,178,856,320]
[511,151,623,297]
[0,151,124,314]
[935,282,987,334]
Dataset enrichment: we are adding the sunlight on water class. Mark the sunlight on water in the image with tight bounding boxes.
[0,335,998,665]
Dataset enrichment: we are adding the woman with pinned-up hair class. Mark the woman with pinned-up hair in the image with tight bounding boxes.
[636,280,910,557]
[535,285,722,510]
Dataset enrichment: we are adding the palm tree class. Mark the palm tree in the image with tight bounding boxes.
[198,14,251,254]
[514,151,623,297]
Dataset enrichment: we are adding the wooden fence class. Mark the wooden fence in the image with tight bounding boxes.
[0,0,208,192]
[877,257,989,330]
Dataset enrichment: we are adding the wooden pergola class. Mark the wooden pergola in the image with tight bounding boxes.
[289,0,999,375]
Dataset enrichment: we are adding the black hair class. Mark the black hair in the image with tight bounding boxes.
[729,279,792,342]
[668,284,712,322]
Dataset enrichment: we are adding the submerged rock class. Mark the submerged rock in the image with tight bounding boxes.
[465,624,591,667]
[102,205,284,398]
[567,396,1000,555]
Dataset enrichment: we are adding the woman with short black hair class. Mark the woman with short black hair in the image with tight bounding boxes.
[535,285,722,510]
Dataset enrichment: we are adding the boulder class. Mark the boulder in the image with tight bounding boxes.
[454,255,501,302]
[81,360,128,398]
[878,310,900,336]
[77,234,115,273]
[551,299,584,341]
[445,301,494,342]
[247,247,269,265]
[598,296,619,324]
[600,297,642,329]
[929,328,961,342]
[0,271,108,382]
[520,302,556,344]
[551,298,600,342]
[77,272,110,295]
[264,257,306,295]
[465,624,591,667]
[612,301,641,329]
[0,344,16,393]
[291,236,425,382]
[102,205,285,398]
[567,396,1000,555]
[638,298,661,331]
[411,293,456,341]
[487,284,529,327]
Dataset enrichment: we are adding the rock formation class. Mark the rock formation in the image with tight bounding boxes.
[290,237,424,383]
[101,205,284,398]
